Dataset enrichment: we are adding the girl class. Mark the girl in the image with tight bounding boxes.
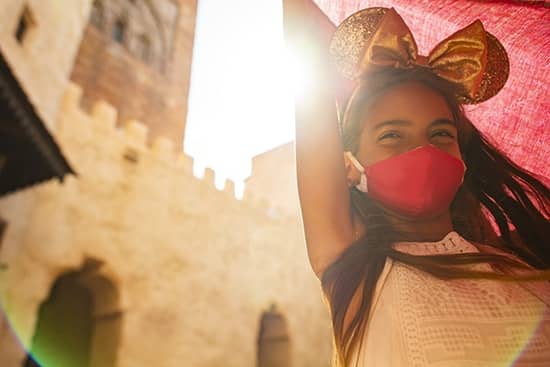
[284,3,550,366]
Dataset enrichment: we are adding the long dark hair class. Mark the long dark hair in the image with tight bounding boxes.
[321,68,550,367]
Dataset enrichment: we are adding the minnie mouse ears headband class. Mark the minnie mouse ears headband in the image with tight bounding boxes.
[329,7,509,104]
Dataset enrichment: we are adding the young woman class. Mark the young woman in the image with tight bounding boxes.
[284,3,550,366]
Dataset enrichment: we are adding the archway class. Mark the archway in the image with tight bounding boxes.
[257,303,292,367]
[24,272,93,367]
[23,259,122,367]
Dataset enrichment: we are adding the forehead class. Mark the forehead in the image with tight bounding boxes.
[361,81,453,129]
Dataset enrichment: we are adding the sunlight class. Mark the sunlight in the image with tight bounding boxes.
[283,47,313,100]
[185,0,311,197]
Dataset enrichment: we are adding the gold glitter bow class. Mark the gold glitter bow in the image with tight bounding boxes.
[330,7,509,104]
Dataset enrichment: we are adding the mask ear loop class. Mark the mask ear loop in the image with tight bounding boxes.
[345,151,368,240]
[345,152,364,173]
[345,152,368,193]
[335,97,344,137]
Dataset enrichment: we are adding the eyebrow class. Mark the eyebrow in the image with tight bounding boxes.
[370,118,456,131]
[430,118,456,128]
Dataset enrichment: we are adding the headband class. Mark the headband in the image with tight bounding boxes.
[329,7,509,108]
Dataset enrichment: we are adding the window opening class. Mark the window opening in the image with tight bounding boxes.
[15,6,36,44]
[90,0,105,29]
[112,19,126,44]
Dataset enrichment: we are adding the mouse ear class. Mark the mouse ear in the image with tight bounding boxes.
[457,32,509,104]
[329,7,390,80]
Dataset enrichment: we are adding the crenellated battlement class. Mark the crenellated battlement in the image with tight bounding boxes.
[1,82,320,367]
[57,82,295,223]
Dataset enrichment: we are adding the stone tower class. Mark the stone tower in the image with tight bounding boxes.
[70,0,197,148]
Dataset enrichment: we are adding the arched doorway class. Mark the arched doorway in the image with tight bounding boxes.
[24,272,93,367]
[24,259,122,367]
[257,303,292,367]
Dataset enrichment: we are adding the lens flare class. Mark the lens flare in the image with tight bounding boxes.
[283,47,313,100]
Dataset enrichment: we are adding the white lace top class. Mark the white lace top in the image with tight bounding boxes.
[352,231,550,366]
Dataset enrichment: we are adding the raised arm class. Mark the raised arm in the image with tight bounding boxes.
[283,0,357,278]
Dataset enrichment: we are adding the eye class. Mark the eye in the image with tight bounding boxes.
[378,131,402,141]
[431,130,455,139]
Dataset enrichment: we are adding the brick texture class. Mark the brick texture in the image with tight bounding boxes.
[70,0,197,148]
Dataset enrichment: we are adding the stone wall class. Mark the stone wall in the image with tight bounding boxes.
[0,83,332,367]
[0,0,93,129]
[245,142,301,218]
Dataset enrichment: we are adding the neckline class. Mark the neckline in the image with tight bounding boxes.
[392,231,476,255]
[394,230,461,246]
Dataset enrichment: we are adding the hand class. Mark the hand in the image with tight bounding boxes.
[282,0,336,81]
[282,0,354,101]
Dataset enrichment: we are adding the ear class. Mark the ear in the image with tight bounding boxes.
[343,152,361,188]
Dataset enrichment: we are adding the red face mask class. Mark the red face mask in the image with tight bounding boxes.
[347,145,466,217]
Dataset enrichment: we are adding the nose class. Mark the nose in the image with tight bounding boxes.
[405,134,432,152]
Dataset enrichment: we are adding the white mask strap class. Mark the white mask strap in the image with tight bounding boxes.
[345,152,368,193]
[345,152,364,172]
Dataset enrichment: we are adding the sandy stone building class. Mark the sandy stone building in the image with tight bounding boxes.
[0,1,332,366]
[245,142,299,218]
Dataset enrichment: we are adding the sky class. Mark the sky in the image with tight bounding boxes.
[185,0,306,197]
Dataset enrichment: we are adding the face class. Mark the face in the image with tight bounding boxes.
[353,81,461,167]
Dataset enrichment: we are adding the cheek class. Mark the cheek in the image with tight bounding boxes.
[356,139,398,166]
[445,143,463,161]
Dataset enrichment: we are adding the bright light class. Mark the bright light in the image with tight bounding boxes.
[185,0,306,198]
[283,47,313,99]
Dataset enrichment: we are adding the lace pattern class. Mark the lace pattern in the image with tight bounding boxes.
[356,231,550,366]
